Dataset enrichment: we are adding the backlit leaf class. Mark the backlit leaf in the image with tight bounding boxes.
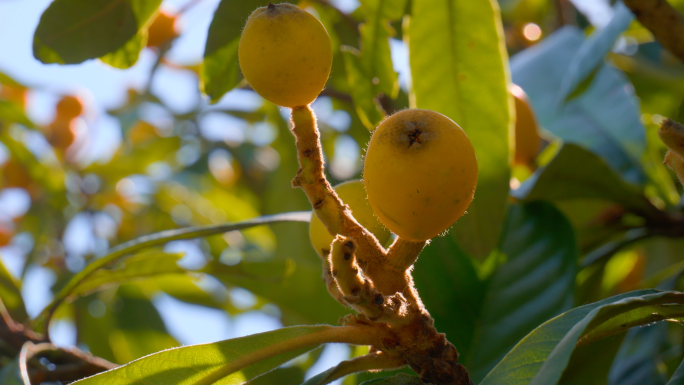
[99,32,147,69]
[513,143,660,218]
[407,0,511,258]
[73,326,333,384]
[202,0,270,103]
[467,202,577,382]
[557,2,634,104]
[33,0,161,64]
[71,250,186,298]
[480,290,684,385]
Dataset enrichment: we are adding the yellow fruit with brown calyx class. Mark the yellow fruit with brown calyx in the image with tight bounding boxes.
[363,109,478,242]
[309,180,390,258]
[510,84,541,170]
[238,3,332,108]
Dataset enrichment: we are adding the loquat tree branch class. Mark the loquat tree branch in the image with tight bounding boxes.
[290,106,387,265]
[386,238,427,273]
[288,105,474,384]
[622,0,684,63]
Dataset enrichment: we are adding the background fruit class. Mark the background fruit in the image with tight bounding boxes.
[238,3,332,108]
[2,159,33,190]
[55,95,83,119]
[47,95,84,152]
[0,223,13,247]
[510,84,541,170]
[309,180,390,257]
[364,109,478,242]
[147,10,180,49]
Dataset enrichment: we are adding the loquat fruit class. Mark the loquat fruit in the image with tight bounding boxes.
[238,3,332,108]
[363,109,478,242]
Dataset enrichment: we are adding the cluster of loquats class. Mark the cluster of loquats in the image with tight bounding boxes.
[238,3,479,384]
[46,95,83,158]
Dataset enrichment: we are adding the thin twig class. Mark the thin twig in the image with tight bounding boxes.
[23,343,116,384]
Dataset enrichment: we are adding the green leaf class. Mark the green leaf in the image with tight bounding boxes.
[99,31,147,69]
[248,104,350,326]
[557,2,634,104]
[0,100,35,128]
[85,136,182,182]
[607,323,667,385]
[301,366,340,385]
[358,0,405,98]
[480,290,684,385]
[300,351,403,385]
[666,358,684,385]
[251,367,305,385]
[151,275,231,313]
[341,46,385,130]
[70,250,186,298]
[607,273,680,385]
[73,325,334,384]
[202,0,270,103]
[0,358,23,385]
[558,333,625,385]
[0,70,25,88]
[412,235,485,362]
[0,131,65,194]
[512,143,660,218]
[466,202,577,382]
[0,258,28,323]
[407,0,511,258]
[511,27,646,184]
[33,0,161,64]
[32,212,311,332]
[359,373,422,385]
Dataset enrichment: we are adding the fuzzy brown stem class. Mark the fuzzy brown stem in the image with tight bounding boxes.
[289,105,472,384]
[622,0,684,63]
[386,238,427,271]
[290,106,386,263]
